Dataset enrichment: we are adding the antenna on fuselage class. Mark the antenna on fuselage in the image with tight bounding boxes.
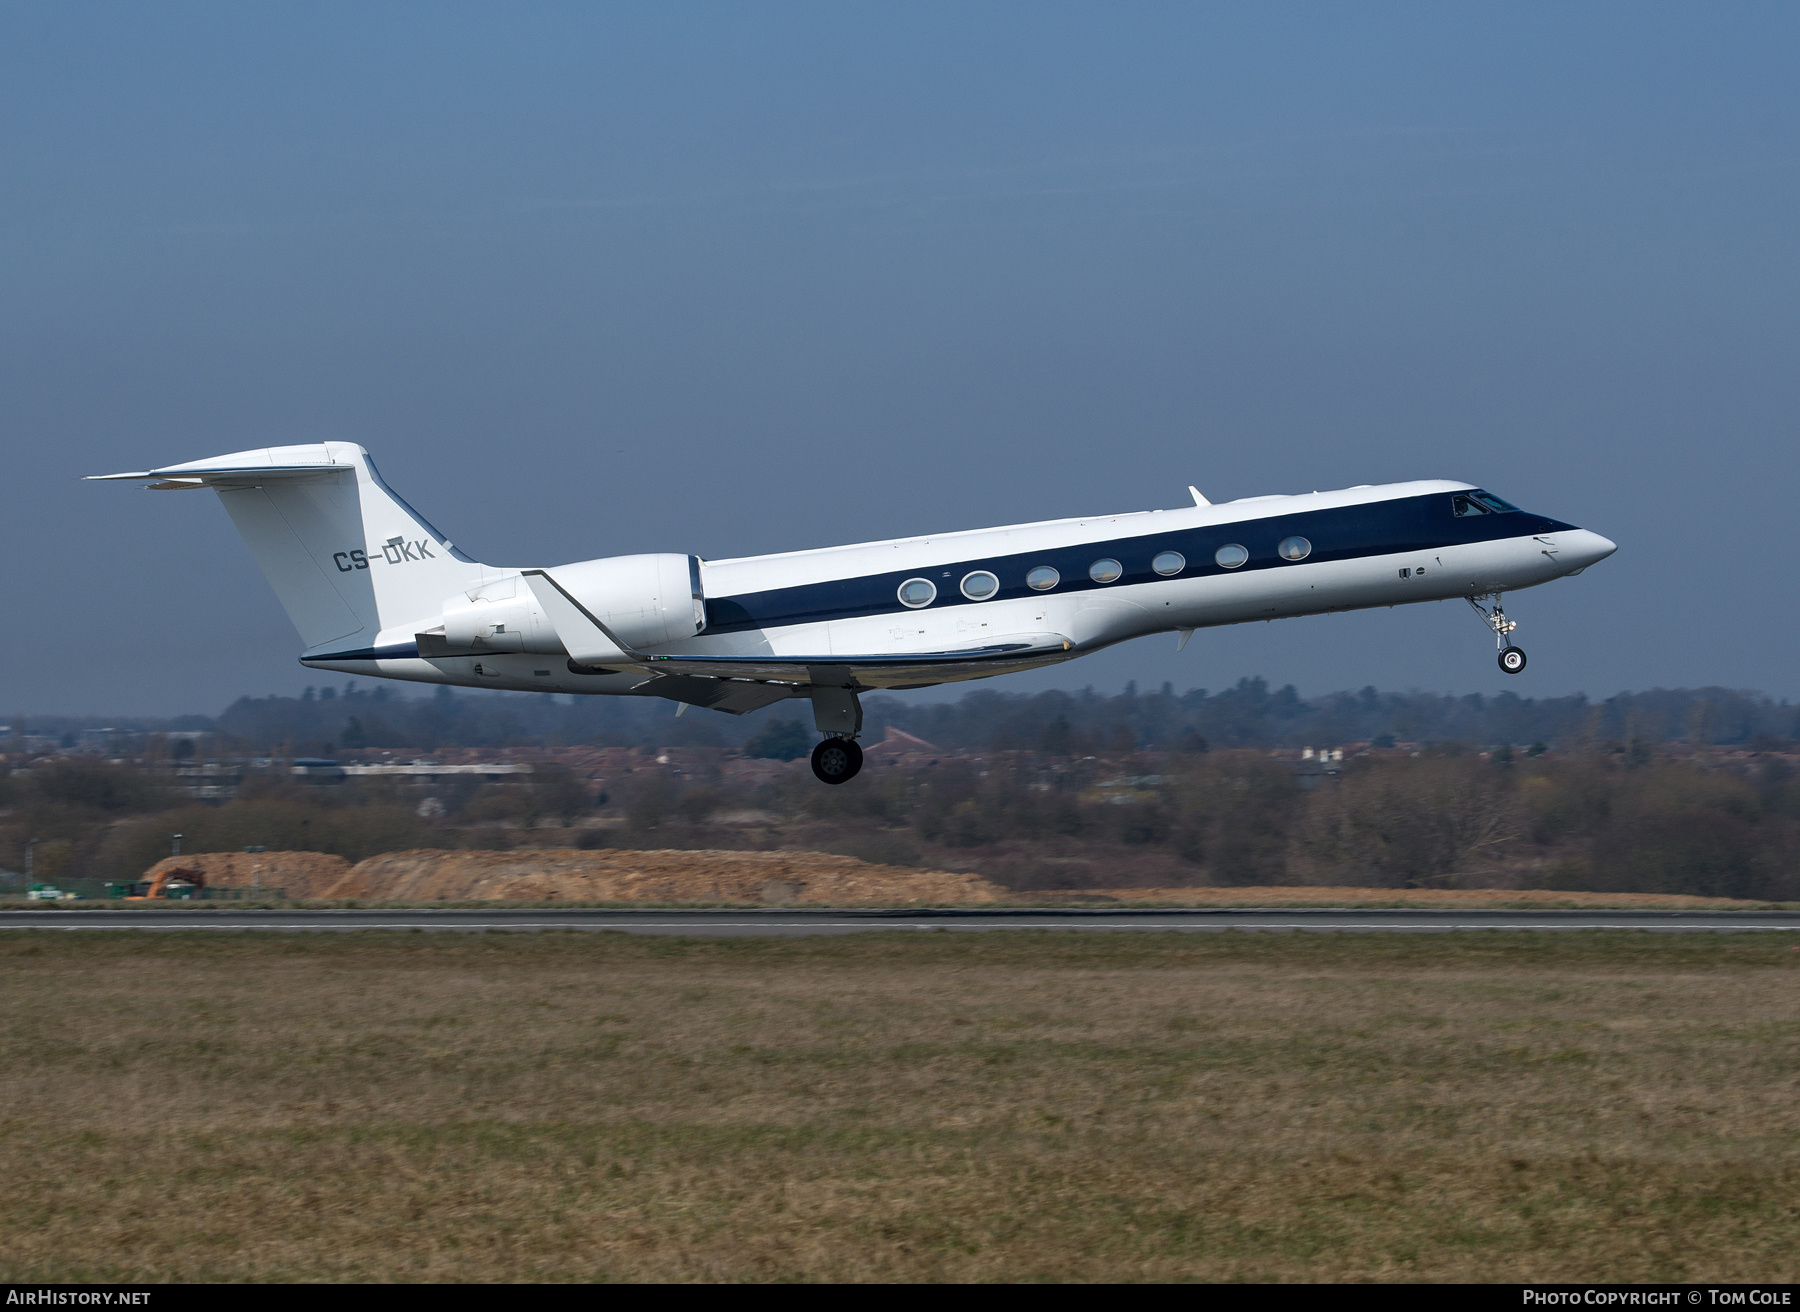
[1188,485,1210,507]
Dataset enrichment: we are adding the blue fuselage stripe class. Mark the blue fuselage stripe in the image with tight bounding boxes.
[703,494,1575,634]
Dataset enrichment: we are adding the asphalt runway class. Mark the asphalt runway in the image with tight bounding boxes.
[3,907,1800,935]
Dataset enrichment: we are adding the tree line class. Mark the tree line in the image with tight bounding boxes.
[16,677,1799,758]
[4,738,1797,901]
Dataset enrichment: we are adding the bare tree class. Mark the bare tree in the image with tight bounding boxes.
[1297,757,1522,887]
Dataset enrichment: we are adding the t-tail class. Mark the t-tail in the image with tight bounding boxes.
[88,443,488,655]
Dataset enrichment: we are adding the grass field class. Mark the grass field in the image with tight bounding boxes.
[3,930,1799,1282]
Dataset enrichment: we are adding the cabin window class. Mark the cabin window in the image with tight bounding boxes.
[960,570,1000,601]
[1026,565,1060,591]
[1453,494,1488,516]
[1472,491,1519,512]
[1152,551,1186,576]
[1277,536,1312,562]
[1089,558,1123,584]
[1214,543,1249,569]
[897,578,937,608]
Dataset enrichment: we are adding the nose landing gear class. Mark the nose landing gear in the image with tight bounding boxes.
[1468,594,1527,674]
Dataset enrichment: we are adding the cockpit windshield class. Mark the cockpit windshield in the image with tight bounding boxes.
[1453,490,1520,516]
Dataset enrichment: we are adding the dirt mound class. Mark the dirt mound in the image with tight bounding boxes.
[142,852,1758,909]
[1025,886,1769,908]
[139,851,351,898]
[325,848,1005,904]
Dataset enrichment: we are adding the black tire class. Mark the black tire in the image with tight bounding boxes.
[1499,645,1527,675]
[811,737,863,785]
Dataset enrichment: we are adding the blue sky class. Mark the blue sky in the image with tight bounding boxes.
[5,3,1797,714]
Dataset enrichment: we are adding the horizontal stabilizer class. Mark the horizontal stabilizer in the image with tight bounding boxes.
[87,445,355,489]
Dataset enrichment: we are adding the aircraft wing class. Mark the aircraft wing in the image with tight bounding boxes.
[571,639,1076,692]
[631,641,1073,684]
[619,641,1075,706]
[633,675,801,715]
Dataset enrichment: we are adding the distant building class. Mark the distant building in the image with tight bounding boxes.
[863,726,942,759]
[1286,748,1343,790]
[290,758,347,783]
[339,761,531,780]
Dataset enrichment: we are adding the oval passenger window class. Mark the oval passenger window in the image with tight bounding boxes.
[1026,565,1060,591]
[1215,544,1248,569]
[1278,536,1312,562]
[960,570,999,601]
[1089,558,1122,584]
[1152,551,1185,576]
[897,578,937,608]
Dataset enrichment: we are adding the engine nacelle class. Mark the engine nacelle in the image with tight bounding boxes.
[549,553,705,650]
[430,555,702,657]
[442,598,530,652]
[440,575,561,654]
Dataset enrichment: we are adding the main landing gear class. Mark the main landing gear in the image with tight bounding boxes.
[1468,594,1527,674]
[808,685,865,785]
[811,736,864,785]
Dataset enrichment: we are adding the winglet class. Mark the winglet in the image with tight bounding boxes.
[521,570,641,667]
[1188,485,1210,507]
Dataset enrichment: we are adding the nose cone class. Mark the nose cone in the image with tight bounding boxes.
[1564,530,1617,572]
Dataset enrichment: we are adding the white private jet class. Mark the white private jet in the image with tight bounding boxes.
[92,443,1615,783]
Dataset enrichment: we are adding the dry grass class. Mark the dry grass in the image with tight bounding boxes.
[1018,886,1789,909]
[3,930,1800,1282]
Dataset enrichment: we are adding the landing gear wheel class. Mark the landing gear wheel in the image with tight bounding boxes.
[811,737,863,785]
[1499,645,1527,675]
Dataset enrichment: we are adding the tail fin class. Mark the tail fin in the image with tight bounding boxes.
[90,442,486,651]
